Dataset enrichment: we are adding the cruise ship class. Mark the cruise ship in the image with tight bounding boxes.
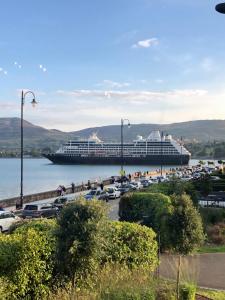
[43,131,191,165]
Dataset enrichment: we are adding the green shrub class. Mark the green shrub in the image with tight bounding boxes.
[200,207,225,226]
[169,194,205,254]
[0,226,55,299]
[119,192,172,250]
[180,284,196,300]
[104,221,158,271]
[56,199,109,287]
[148,179,199,207]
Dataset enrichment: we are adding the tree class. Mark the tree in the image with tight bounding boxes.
[119,192,173,250]
[148,178,199,207]
[56,199,108,286]
[105,221,158,271]
[169,193,205,254]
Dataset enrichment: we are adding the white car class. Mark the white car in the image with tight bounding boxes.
[0,211,20,232]
[130,181,143,190]
[106,187,121,199]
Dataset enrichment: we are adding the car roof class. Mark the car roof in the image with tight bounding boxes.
[0,211,11,215]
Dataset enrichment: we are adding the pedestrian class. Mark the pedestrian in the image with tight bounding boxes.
[61,185,66,196]
[128,173,132,181]
[71,182,75,193]
[100,182,104,190]
[87,180,91,190]
[57,185,62,196]
[0,205,4,211]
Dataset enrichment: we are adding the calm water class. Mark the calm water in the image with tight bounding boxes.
[0,158,199,200]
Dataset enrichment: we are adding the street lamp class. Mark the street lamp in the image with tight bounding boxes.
[120,118,131,178]
[160,131,163,177]
[19,90,37,209]
[216,3,225,13]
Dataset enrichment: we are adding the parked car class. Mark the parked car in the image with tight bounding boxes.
[140,179,150,188]
[53,195,75,209]
[98,191,109,201]
[84,189,109,201]
[0,211,20,232]
[130,181,143,190]
[117,186,130,195]
[85,189,102,200]
[106,187,121,199]
[22,204,59,219]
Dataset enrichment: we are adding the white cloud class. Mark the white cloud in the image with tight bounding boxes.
[3,87,225,132]
[98,80,131,89]
[132,38,159,48]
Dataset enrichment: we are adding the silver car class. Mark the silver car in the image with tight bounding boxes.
[0,211,20,232]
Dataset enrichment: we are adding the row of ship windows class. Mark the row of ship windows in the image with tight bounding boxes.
[63,151,179,154]
[64,147,177,150]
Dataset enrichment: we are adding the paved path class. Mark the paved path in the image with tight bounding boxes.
[160,253,225,290]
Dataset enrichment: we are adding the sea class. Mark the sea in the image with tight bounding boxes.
[0,158,204,200]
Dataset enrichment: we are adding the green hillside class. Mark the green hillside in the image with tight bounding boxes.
[1,118,225,154]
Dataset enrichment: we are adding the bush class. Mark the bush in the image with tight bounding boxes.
[0,227,55,299]
[119,192,172,250]
[207,223,225,245]
[56,199,109,287]
[169,194,205,254]
[148,179,199,207]
[180,284,196,300]
[104,221,158,271]
[200,207,225,226]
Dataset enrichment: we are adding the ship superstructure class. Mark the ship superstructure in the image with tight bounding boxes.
[43,130,191,165]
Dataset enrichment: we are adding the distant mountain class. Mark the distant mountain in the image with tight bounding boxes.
[0,118,74,150]
[1,118,225,151]
[72,120,225,143]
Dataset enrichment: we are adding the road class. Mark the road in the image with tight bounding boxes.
[160,253,225,290]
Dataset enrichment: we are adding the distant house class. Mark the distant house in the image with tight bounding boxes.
[199,191,225,208]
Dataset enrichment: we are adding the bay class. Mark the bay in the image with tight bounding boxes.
[0,158,200,200]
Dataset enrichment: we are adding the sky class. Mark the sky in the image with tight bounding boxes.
[1,0,225,131]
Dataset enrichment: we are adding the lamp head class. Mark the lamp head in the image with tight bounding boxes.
[216,3,225,14]
[31,98,38,108]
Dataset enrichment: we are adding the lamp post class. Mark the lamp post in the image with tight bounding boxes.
[216,3,225,13]
[120,118,131,179]
[160,131,163,177]
[19,90,37,209]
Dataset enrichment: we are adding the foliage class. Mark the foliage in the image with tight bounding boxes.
[193,176,213,196]
[169,194,205,254]
[179,284,196,300]
[199,207,225,226]
[104,221,158,271]
[147,179,199,207]
[197,288,225,300]
[8,218,57,234]
[206,223,225,245]
[56,199,109,287]
[50,265,156,300]
[197,244,225,253]
[0,227,55,299]
[119,192,172,250]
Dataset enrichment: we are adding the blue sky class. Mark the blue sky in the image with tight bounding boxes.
[1,0,225,131]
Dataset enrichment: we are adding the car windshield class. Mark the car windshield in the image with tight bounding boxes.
[24,205,38,210]
[107,189,114,193]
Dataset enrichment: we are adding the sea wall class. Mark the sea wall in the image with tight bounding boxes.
[0,178,112,208]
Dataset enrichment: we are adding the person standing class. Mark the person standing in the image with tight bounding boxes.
[71,182,75,193]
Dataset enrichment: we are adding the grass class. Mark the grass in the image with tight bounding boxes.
[197,244,225,254]
[197,288,225,300]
